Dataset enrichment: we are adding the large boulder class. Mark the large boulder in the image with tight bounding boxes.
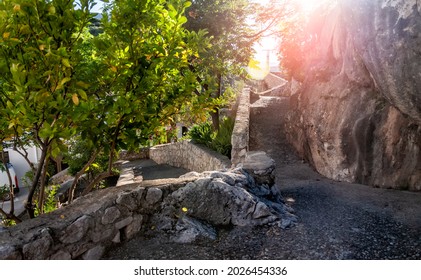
[284,0,421,190]
[152,168,297,243]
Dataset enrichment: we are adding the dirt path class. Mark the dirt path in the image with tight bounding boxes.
[105,93,421,260]
[247,93,421,259]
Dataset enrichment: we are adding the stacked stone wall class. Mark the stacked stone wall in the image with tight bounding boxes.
[0,177,194,260]
[231,88,250,166]
[149,140,231,172]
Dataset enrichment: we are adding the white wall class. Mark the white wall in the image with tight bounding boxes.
[5,146,41,187]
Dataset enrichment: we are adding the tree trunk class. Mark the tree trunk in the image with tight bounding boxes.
[68,150,98,203]
[26,144,48,219]
[37,156,50,215]
[0,157,18,221]
[211,111,220,131]
[211,73,223,131]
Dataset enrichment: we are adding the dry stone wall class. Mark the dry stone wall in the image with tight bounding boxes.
[0,177,193,260]
[0,158,296,259]
[231,88,251,166]
[149,140,231,173]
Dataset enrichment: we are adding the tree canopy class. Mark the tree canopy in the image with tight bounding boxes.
[0,0,208,220]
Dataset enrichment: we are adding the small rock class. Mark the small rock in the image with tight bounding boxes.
[82,245,105,260]
[22,228,53,260]
[102,206,121,224]
[60,215,92,244]
[0,245,22,260]
[115,216,133,230]
[50,250,72,260]
[172,216,217,243]
[145,188,163,205]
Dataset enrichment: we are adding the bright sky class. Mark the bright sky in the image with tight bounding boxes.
[248,0,328,79]
[90,1,105,13]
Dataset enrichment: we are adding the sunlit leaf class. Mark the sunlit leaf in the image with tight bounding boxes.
[72,94,79,105]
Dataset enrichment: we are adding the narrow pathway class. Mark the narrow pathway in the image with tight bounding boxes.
[247,91,421,259]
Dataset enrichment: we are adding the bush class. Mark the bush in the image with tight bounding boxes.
[187,122,215,146]
[187,117,234,158]
[211,117,234,158]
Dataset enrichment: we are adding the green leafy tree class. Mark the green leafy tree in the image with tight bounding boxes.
[69,0,206,197]
[0,0,209,220]
[184,0,255,130]
[0,0,95,217]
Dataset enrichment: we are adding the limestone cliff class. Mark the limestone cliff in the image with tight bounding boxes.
[284,0,421,190]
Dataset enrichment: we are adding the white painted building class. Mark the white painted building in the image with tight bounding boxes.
[5,146,41,188]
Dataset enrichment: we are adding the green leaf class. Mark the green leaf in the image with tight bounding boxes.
[178,16,187,25]
[77,89,88,100]
[62,58,72,68]
[72,94,79,105]
[59,77,71,86]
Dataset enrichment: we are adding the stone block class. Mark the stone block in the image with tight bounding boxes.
[116,191,138,211]
[22,228,53,260]
[50,250,72,260]
[102,206,121,224]
[60,215,92,244]
[124,214,143,239]
[145,188,163,205]
[0,245,22,260]
[115,216,133,230]
[91,228,114,243]
[112,231,121,243]
[82,245,105,260]
[242,151,275,185]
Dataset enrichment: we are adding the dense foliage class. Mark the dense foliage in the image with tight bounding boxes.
[0,0,212,220]
[184,0,255,130]
[188,117,234,158]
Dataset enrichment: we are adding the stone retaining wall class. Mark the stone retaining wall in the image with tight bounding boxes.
[0,153,296,260]
[0,177,195,260]
[149,140,231,173]
[231,88,250,166]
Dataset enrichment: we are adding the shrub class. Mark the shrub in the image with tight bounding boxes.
[187,122,215,146]
[187,117,234,158]
[211,117,234,158]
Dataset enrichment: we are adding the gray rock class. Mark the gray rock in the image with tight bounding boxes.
[91,228,114,243]
[252,202,272,219]
[172,216,217,243]
[145,188,163,205]
[0,245,22,260]
[124,214,143,239]
[115,216,133,230]
[168,173,286,228]
[102,206,121,224]
[116,191,138,211]
[60,215,92,244]
[50,250,72,260]
[205,171,236,186]
[112,231,121,243]
[22,228,53,260]
[82,245,105,260]
[242,151,275,185]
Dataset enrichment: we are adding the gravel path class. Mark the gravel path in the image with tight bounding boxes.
[104,93,421,260]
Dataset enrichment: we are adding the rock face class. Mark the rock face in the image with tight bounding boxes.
[152,168,297,243]
[284,0,421,190]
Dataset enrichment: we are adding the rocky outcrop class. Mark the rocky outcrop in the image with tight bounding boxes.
[283,0,421,190]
